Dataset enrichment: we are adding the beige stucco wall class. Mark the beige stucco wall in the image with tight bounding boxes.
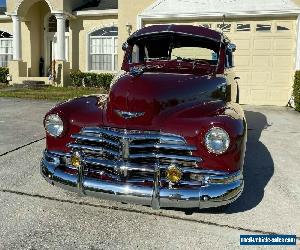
[7,0,83,14]
[0,20,13,34]
[117,0,155,67]
[7,0,57,15]
[70,16,118,73]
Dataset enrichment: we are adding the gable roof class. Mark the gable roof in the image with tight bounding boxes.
[140,0,300,18]
[73,0,118,11]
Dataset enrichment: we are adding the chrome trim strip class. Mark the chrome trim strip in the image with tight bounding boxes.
[71,134,119,147]
[77,151,85,195]
[114,110,145,119]
[129,153,201,162]
[82,127,186,144]
[46,150,71,158]
[83,157,156,173]
[83,157,116,168]
[67,143,120,157]
[151,160,160,210]
[129,143,197,151]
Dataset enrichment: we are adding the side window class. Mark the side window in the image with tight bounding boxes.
[256,23,271,32]
[89,26,118,71]
[0,31,13,67]
[217,23,231,32]
[276,22,292,32]
[131,45,149,63]
[132,45,140,63]
[236,23,251,32]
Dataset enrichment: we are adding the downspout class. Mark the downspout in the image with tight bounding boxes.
[295,15,300,70]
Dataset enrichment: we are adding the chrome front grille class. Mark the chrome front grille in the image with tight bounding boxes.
[68,127,200,165]
[67,127,202,187]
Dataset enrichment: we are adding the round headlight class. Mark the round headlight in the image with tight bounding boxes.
[45,114,64,137]
[204,127,230,154]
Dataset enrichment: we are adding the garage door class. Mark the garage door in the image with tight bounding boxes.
[145,18,297,106]
[226,19,296,106]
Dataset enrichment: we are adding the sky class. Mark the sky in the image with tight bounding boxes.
[0,0,5,7]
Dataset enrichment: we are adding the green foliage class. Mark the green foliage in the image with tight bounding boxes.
[293,71,300,112]
[70,70,114,91]
[0,67,9,84]
[0,86,106,101]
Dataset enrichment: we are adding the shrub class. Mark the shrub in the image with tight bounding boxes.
[0,67,9,84]
[70,70,114,91]
[293,71,300,112]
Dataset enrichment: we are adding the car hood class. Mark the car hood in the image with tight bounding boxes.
[104,72,226,129]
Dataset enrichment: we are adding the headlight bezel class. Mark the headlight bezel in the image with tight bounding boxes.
[204,127,230,155]
[44,113,65,138]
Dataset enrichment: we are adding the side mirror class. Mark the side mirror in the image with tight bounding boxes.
[122,42,128,51]
[227,43,236,52]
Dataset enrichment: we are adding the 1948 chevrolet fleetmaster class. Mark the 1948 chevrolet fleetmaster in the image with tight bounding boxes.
[41,25,247,210]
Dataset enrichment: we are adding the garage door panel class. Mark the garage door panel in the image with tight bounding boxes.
[235,56,251,66]
[272,71,294,84]
[251,71,271,83]
[234,71,251,84]
[252,55,271,67]
[233,39,251,50]
[273,39,295,50]
[250,88,268,104]
[239,87,251,104]
[268,87,292,105]
[253,39,272,50]
[273,55,294,69]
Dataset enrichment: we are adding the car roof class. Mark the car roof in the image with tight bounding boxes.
[127,24,224,44]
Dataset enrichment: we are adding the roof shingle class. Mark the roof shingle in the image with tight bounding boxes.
[73,0,118,11]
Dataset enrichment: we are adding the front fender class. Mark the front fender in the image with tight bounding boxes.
[159,102,247,172]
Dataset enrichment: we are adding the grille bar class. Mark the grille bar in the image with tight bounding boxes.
[82,127,186,144]
[129,153,201,162]
[129,143,196,151]
[83,157,156,173]
[71,134,119,147]
[68,143,120,158]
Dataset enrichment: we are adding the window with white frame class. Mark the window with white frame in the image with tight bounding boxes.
[0,31,13,67]
[89,26,118,71]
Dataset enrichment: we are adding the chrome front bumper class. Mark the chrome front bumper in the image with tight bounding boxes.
[41,150,244,210]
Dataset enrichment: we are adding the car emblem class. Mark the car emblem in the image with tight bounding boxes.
[129,66,144,76]
[115,110,145,119]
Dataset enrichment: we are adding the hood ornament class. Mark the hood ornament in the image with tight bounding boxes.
[129,66,144,76]
[115,110,145,119]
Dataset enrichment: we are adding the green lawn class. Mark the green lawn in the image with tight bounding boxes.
[0,86,108,101]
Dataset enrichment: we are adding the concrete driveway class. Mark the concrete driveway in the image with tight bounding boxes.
[0,98,299,249]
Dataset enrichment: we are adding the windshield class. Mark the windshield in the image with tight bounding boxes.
[129,34,220,66]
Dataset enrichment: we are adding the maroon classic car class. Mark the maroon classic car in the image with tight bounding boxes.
[41,25,247,210]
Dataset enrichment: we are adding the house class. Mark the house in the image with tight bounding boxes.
[1,0,300,106]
